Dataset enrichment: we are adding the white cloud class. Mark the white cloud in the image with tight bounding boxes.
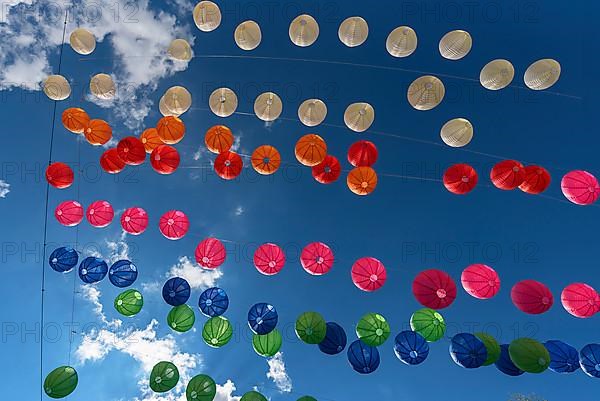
[167,256,223,289]
[0,0,193,128]
[167,0,195,15]
[266,352,292,393]
[230,136,241,152]
[77,319,201,395]
[193,146,212,162]
[0,180,10,198]
[86,232,131,263]
[234,206,244,216]
[77,286,239,401]
[79,285,121,328]
[141,281,162,293]
[139,255,223,307]
[214,380,241,401]
[105,232,131,263]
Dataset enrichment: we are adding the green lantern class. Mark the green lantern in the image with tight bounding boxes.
[410,308,445,342]
[240,390,268,401]
[150,361,179,393]
[114,289,143,317]
[295,311,327,344]
[44,366,78,399]
[186,374,216,401]
[168,304,195,333]
[356,313,391,346]
[475,332,501,366]
[509,338,550,373]
[202,316,233,348]
[253,329,283,357]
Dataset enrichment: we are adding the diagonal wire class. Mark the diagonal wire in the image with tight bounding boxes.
[40,10,69,401]
[67,138,82,367]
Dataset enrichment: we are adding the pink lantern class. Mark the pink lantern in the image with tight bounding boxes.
[351,257,387,292]
[511,280,554,315]
[300,242,334,275]
[195,238,226,269]
[159,210,189,240]
[412,269,457,309]
[55,201,84,227]
[460,264,501,299]
[561,170,600,205]
[86,200,114,228]
[561,283,600,318]
[253,243,285,275]
[120,207,148,235]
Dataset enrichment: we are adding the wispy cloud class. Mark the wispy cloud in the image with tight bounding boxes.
[77,318,201,394]
[79,285,121,328]
[267,352,292,393]
[0,180,10,198]
[140,255,223,299]
[167,256,223,289]
[77,286,239,401]
[87,231,131,263]
[0,0,193,128]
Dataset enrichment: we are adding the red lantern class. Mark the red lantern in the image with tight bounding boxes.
[347,140,378,167]
[511,280,553,315]
[120,207,148,235]
[312,155,341,184]
[300,242,334,275]
[443,163,478,194]
[351,257,387,292]
[55,201,84,227]
[460,264,500,299]
[412,269,457,309]
[195,238,226,269]
[46,162,74,189]
[519,165,551,194]
[214,151,243,180]
[150,145,180,175]
[117,136,146,166]
[100,148,126,174]
[86,200,114,228]
[561,283,600,318]
[490,160,525,190]
[159,210,189,240]
[253,243,286,275]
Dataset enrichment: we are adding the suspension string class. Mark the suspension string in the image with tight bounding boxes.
[78,53,581,100]
[186,107,565,169]
[68,138,82,366]
[40,10,68,401]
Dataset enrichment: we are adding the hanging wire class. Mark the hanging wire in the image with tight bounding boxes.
[40,10,68,401]
[187,107,563,169]
[67,138,82,367]
[79,53,581,100]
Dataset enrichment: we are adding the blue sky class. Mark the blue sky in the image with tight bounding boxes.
[0,1,599,400]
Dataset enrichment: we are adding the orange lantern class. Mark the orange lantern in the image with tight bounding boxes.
[251,145,281,175]
[61,107,90,134]
[156,116,185,144]
[84,119,112,146]
[294,134,327,167]
[347,166,378,195]
[140,128,164,153]
[205,125,234,154]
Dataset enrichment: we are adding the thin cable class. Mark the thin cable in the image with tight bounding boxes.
[67,138,82,366]
[79,53,581,100]
[40,10,68,401]
[189,107,530,164]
